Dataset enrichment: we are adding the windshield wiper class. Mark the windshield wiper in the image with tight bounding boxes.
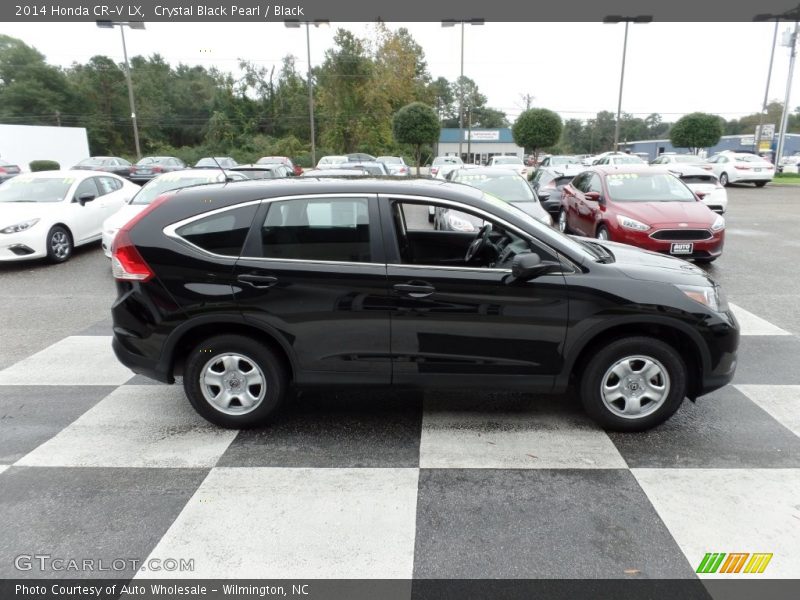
[577,239,614,263]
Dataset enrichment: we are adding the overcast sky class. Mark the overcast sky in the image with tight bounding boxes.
[2,21,798,125]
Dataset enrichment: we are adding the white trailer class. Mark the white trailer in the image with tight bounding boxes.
[0,124,90,172]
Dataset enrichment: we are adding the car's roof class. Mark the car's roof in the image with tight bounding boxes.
[452,167,525,178]
[13,169,119,179]
[232,164,282,170]
[588,165,663,176]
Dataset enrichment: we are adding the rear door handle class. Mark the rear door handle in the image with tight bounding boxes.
[237,274,278,289]
[393,282,436,298]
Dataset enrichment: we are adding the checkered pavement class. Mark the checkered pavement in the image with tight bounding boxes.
[1,302,799,581]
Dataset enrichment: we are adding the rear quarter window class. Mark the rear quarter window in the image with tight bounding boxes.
[176,204,258,257]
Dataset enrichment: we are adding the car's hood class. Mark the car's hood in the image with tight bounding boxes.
[104,204,145,230]
[594,239,715,286]
[0,201,64,226]
[513,201,552,224]
[612,201,717,227]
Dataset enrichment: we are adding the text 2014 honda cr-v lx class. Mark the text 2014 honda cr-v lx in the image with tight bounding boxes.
[111,178,739,432]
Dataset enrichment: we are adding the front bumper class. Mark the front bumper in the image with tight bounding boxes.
[0,227,47,261]
[613,228,725,260]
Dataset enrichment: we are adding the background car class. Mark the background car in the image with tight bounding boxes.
[430,156,464,179]
[101,169,247,258]
[487,155,528,178]
[231,164,293,180]
[559,167,724,263]
[316,155,348,168]
[72,156,133,178]
[530,165,583,219]
[377,156,413,176]
[537,155,583,170]
[661,165,728,214]
[0,170,137,263]
[706,152,775,187]
[442,167,552,230]
[194,157,238,169]
[256,156,302,176]
[0,159,21,183]
[300,168,371,177]
[592,153,647,167]
[778,151,800,172]
[330,161,388,176]
[129,156,186,184]
[650,154,711,170]
[346,153,376,162]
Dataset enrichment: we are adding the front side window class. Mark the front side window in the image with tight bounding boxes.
[176,204,258,256]
[261,197,371,262]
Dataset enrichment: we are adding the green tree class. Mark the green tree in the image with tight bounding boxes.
[670,112,724,153]
[512,108,562,162]
[392,102,440,175]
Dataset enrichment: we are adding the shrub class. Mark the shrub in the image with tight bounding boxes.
[29,160,60,171]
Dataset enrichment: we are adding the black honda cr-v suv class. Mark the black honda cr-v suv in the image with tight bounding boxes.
[111,178,738,431]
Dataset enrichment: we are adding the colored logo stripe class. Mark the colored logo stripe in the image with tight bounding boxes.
[719,553,749,573]
[696,552,773,574]
[697,553,726,573]
[744,553,773,574]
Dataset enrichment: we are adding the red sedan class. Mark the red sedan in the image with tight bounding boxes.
[558,166,725,263]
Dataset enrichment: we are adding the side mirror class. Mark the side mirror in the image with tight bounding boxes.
[584,191,603,203]
[510,253,561,282]
[77,192,96,205]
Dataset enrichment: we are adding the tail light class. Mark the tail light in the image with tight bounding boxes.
[431,167,439,175]
[734,165,751,170]
[111,192,173,282]
[399,167,407,174]
[0,168,6,175]
[152,166,164,173]
[701,165,713,171]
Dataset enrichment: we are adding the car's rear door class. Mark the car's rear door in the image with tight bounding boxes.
[233,193,392,386]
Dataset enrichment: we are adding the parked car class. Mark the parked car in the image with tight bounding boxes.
[101,169,247,258]
[0,159,22,183]
[316,155,348,168]
[231,164,293,180]
[0,170,137,263]
[194,157,238,169]
[330,161,388,176]
[110,178,739,432]
[778,151,800,172]
[537,155,583,170]
[377,156,413,176]
[650,154,711,170]
[72,156,133,179]
[300,168,371,177]
[487,155,528,178]
[661,165,728,214]
[430,156,464,179]
[531,165,583,219]
[130,156,187,184]
[592,154,647,167]
[559,167,725,263]
[256,156,302,176]
[707,152,775,187]
[445,167,552,229]
[346,153,376,162]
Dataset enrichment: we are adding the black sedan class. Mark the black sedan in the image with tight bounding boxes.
[130,156,187,184]
[72,156,133,178]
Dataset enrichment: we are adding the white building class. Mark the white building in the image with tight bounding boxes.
[437,128,524,165]
[0,124,90,171]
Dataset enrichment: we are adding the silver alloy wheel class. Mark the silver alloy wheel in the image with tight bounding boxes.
[596,227,609,240]
[50,230,70,259]
[558,210,567,233]
[600,355,670,419]
[200,353,267,415]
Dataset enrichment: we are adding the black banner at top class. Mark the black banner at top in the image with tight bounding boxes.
[3,0,800,22]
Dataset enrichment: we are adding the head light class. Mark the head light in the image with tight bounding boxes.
[711,215,725,231]
[616,214,650,231]
[0,218,40,234]
[676,284,720,312]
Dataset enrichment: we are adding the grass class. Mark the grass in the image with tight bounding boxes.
[771,172,800,186]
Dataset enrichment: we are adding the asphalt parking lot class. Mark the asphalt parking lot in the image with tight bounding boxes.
[0,183,799,585]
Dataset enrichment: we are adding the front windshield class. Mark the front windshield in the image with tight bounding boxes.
[131,174,222,205]
[673,155,703,163]
[613,156,645,164]
[493,157,523,165]
[551,157,581,165]
[0,176,72,203]
[606,173,696,202]
[433,157,462,165]
[457,173,535,203]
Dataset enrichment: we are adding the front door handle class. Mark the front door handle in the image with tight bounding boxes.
[393,282,436,298]
[237,274,278,289]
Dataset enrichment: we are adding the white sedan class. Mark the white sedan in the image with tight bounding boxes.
[707,152,775,187]
[0,171,137,263]
[102,169,246,257]
[660,165,728,214]
[487,155,528,178]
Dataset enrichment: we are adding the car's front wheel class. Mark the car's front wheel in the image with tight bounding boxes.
[596,224,610,241]
[184,335,287,428]
[719,172,729,186]
[46,225,73,263]
[579,337,687,432]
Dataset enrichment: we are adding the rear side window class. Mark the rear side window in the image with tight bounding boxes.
[177,204,258,257]
[681,175,716,184]
[261,197,371,262]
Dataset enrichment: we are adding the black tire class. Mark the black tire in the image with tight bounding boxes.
[579,336,687,432]
[596,224,610,241]
[754,181,767,188]
[558,209,569,233]
[183,334,288,428]
[694,256,717,264]
[719,172,729,186]
[45,225,73,263]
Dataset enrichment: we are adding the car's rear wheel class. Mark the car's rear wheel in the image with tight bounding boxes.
[754,181,767,188]
[579,337,687,431]
[46,225,73,263]
[719,172,729,186]
[596,224,610,241]
[558,209,569,233]
[184,335,287,428]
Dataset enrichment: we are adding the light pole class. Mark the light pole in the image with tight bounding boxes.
[754,19,780,156]
[97,20,144,159]
[285,19,329,167]
[776,22,798,164]
[603,15,652,152]
[442,19,483,159]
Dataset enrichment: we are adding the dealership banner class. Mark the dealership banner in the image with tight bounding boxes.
[3,0,800,22]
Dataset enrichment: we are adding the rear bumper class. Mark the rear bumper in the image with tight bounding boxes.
[112,335,173,384]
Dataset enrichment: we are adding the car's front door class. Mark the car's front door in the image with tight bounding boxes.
[70,177,105,243]
[233,194,392,386]
[381,195,569,391]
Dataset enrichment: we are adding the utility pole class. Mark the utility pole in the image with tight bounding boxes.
[776,21,799,164]
[755,20,780,156]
